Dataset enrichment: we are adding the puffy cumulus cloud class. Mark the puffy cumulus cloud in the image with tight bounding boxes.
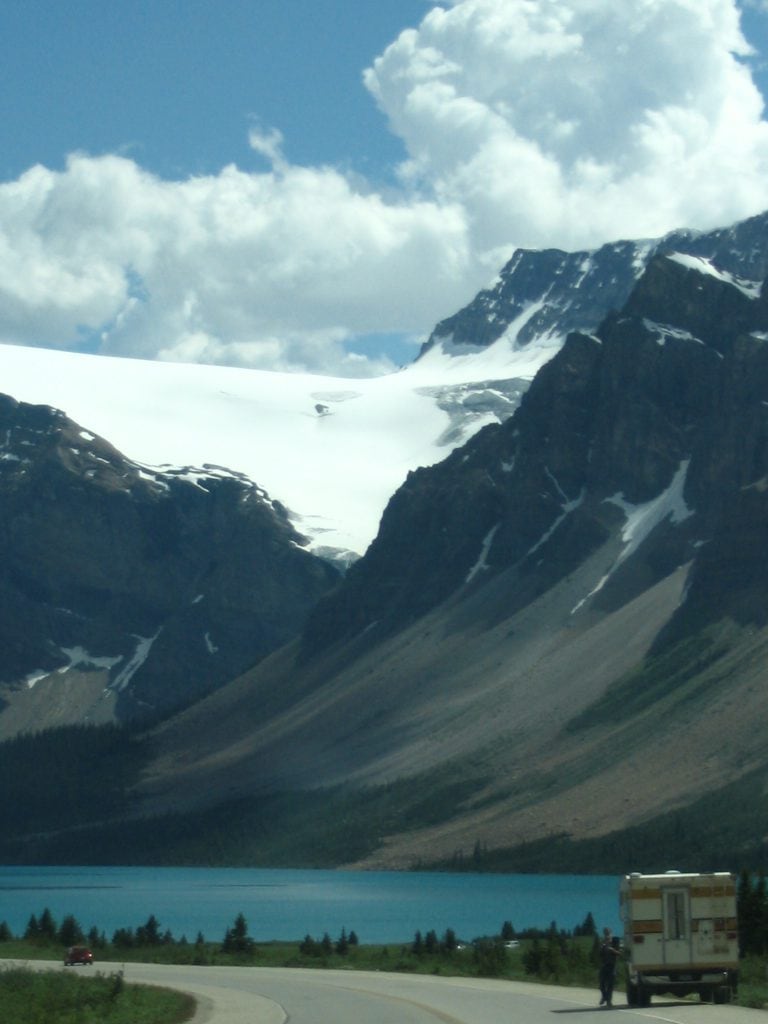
[2,0,768,375]
[0,153,470,374]
[365,0,768,252]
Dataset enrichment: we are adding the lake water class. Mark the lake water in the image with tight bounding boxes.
[0,866,621,944]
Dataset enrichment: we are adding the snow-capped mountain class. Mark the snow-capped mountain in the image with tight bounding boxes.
[422,208,768,357]
[0,339,549,564]
[5,208,768,871]
[130,240,768,871]
[4,211,768,569]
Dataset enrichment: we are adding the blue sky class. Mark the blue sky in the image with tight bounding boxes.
[1,0,768,376]
[0,1,430,184]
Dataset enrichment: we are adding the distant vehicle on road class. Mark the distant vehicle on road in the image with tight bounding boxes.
[64,946,94,966]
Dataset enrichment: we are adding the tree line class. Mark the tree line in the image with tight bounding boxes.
[7,907,195,951]
[0,906,362,959]
[13,883,767,976]
[738,869,768,956]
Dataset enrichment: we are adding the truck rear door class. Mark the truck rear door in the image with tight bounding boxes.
[662,885,692,966]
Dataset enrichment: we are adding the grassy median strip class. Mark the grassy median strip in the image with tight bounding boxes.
[0,965,195,1024]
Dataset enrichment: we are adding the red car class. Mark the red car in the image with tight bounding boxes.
[64,945,94,966]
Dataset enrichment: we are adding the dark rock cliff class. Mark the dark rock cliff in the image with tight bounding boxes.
[304,250,768,656]
[0,395,339,721]
[421,209,768,358]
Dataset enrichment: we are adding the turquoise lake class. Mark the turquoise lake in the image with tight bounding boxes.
[0,866,621,943]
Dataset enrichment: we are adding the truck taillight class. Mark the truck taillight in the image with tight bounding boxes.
[633,935,644,944]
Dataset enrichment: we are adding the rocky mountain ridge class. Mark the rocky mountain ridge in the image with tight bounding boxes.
[423,209,768,359]
[132,243,768,869]
[303,251,768,656]
[4,210,768,871]
[402,209,768,486]
[0,394,338,736]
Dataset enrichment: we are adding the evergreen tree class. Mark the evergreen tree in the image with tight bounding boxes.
[58,914,84,947]
[336,928,349,955]
[412,930,424,955]
[755,873,767,955]
[321,932,333,955]
[738,868,768,956]
[442,927,457,952]
[576,911,596,937]
[542,933,566,977]
[500,920,515,941]
[38,908,57,941]
[0,921,12,942]
[522,937,543,975]
[472,840,486,868]
[193,931,207,965]
[348,930,359,946]
[424,929,438,954]
[222,913,254,954]
[24,914,40,941]
[112,927,134,948]
[136,914,161,946]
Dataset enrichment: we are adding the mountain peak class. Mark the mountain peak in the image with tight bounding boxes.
[6,209,768,871]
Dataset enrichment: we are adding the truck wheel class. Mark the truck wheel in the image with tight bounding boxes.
[714,985,730,1004]
[626,982,638,1006]
[636,983,650,1007]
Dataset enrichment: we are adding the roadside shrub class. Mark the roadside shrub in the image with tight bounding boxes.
[0,966,193,1024]
[473,938,507,977]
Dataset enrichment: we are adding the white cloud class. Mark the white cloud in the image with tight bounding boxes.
[1,0,768,374]
[247,123,287,171]
[366,0,768,251]
[0,154,470,374]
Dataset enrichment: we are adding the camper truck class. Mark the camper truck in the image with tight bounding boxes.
[620,871,739,1006]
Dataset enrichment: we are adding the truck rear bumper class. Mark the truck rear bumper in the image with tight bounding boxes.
[627,968,738,1006]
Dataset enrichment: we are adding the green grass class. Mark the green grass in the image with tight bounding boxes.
[0,965,194,1024]
[733,954,768,1009]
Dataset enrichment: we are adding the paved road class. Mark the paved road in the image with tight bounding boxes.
[6,960,768,1023]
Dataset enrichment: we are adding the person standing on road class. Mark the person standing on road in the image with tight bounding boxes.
[599,927,621,1008]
